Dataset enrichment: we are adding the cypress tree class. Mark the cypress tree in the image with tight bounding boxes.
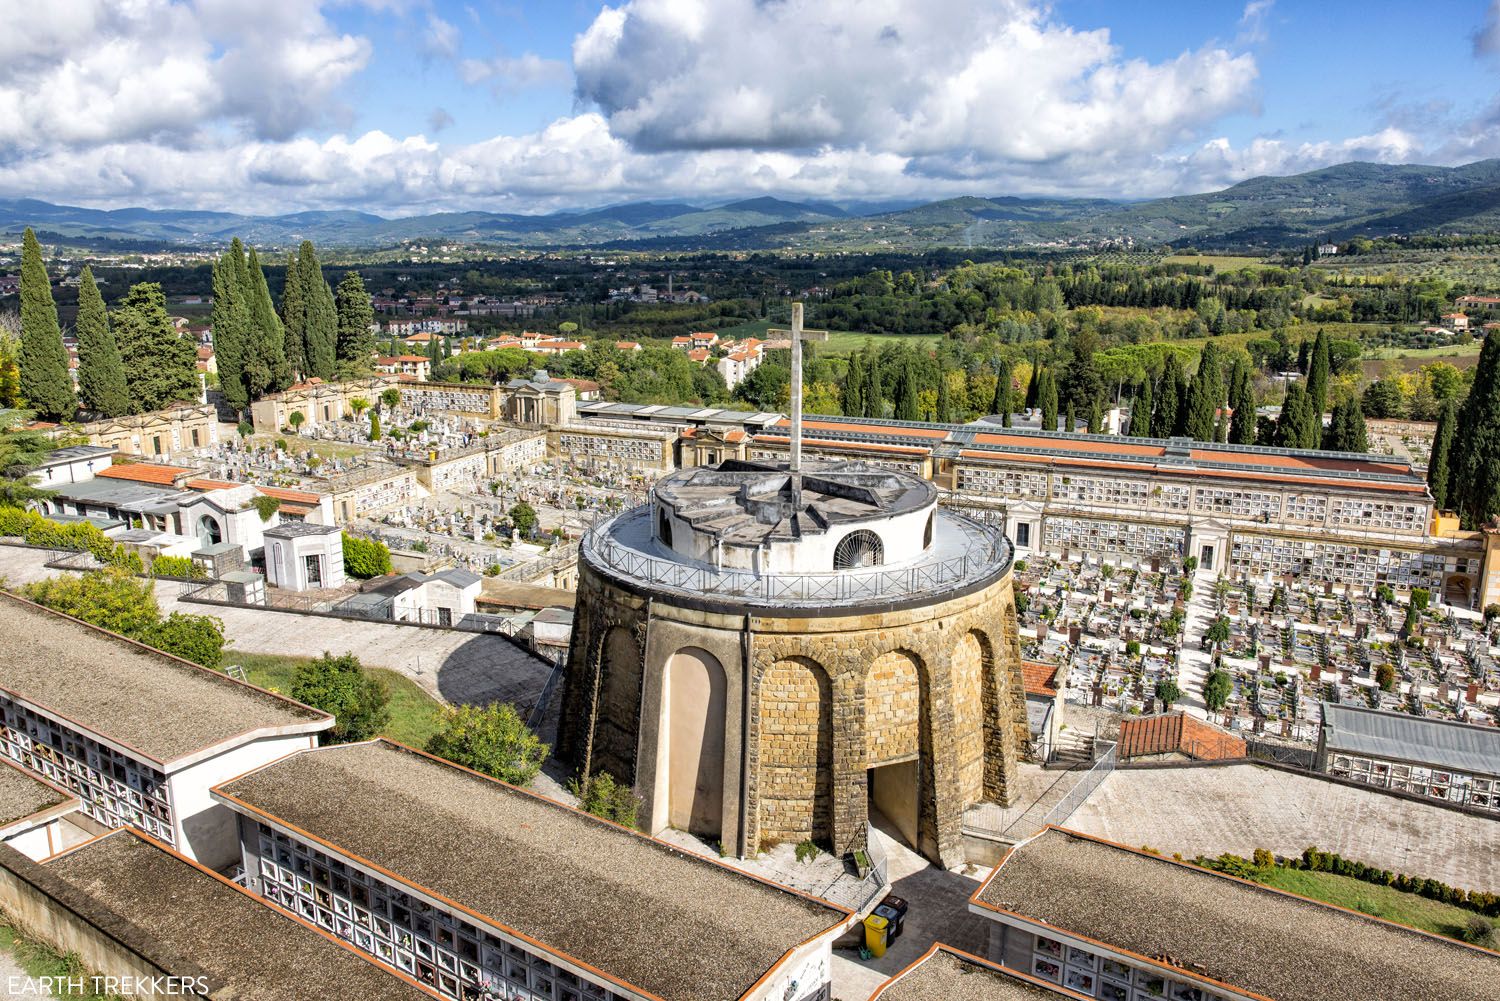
[298,242,337,379]
[843,352,866,417]
[74,266,129,418]
[894,365,920,422]
[1452,329,1500,528]
[244,247,290,398]
[1428,400,1457,510]
[935,370,953,423]
[1134,376,1152,437]
[113,283,198,412]
[1064,402,1075,434]
[1089,397,1103,436]
[1173,361,1192,437]
[1039,370,1058,432]
[281,250,307,380]
[334,271,375,366]
[1307,328,1331,419]
[1062,330,1103,417]
[992,359,1012,425]
[1025,364,1040,409]
[18,228,73,420]
[1229,357,1257,444]
[1276,382,1314,449]
[1152,355,1181,438]
[863,350,882,417]
[211,242,251,413]
[1186,341,1225,442]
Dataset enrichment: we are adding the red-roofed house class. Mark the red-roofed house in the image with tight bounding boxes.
[374,355,431,380]
[615,341,641,352]
[1440,312,1470,332]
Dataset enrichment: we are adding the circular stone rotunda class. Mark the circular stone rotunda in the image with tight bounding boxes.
[560,459,1027,867]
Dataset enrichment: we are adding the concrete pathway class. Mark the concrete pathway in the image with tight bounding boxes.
[1174,567,1218,719]
[0,546,553,713]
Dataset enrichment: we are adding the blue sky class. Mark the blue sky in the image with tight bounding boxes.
[2,0,1498,215]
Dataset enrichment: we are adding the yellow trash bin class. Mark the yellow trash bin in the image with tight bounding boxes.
[863,913,890,958]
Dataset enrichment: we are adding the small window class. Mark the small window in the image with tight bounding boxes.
[1015,522,1031,548]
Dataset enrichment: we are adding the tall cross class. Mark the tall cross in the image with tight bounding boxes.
[768,302,827,474]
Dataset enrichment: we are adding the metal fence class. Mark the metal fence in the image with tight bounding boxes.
[181,579,529,638]
[1043,740,1117,828]
[584,508,1010,604]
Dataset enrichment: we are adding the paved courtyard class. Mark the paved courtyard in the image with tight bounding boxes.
[0,545,554,712]
[1067,763,1500,890]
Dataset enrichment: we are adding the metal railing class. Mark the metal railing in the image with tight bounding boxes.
[584,507,1011,605]
[1043,740,1116,828]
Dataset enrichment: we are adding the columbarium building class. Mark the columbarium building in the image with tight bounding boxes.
[561,459,1028,867]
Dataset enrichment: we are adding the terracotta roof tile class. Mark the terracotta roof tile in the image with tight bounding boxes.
[96,463,193,486]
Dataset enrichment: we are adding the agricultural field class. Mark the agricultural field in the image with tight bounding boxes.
[1162,253,1273,272]
[714,317,943,355]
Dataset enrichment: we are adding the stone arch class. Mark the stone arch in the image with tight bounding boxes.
[594,625,644,780]
[757,657,833,847]
[865,649,922,765]
[951,631,986,807]
[661,647,726,839]
[197,514,222,548]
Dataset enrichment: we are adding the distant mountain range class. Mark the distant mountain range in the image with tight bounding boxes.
[6,159,1500,252]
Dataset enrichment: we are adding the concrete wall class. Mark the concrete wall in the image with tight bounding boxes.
[170,734,317,870]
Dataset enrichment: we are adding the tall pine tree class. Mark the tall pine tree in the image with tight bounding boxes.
[1276,382,1316,449]
[74,266,129,417]
[244,247,290,398]
[334,271,375,367]
[113,283,198,412]
[298,242,337,379]
[935,369,953,423]
[1172,360,1192,436]
[1428,400,1457,511]
[992,359,1012,425]
[18,228,73,420]
[1228,356,1257,444]
[893,365,920,422]
[1185,341,1225,442]
[281,250,307,379]
[211,240,251,413]
[1306,328,1331,419]
[1151,356,1181,438]
[1133,376,1152,437]
[1039,370,1058,432]
[843,352,866,417]
[1452,329,1500,528]
[863,349,883,418]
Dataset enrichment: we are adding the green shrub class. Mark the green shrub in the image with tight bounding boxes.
[21,569,224,668]
[570,772,639,829]
[290,652,391,744]
[794,839,820,864]
[150,555,203,579]
[426,703,547,786]
[342,532,393,579]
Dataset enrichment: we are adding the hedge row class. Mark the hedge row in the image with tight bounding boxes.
[1192,846,1500,917]
[0,506,142,573]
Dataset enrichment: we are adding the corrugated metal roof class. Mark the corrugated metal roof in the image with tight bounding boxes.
[1321,702,1500,776]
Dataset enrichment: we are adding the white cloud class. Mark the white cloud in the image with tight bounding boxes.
[1237,0,1275,45]
[421,12,461,61]
[0,0,369,149]
[572,0,1256,171]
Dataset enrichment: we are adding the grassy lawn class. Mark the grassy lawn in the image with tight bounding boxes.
[1254,868,1499,942]
[1162,253,1272,272]
[714,317,942,355]
[0,920,114,998]
[1363,341,1484,361]
[224,650,445,749]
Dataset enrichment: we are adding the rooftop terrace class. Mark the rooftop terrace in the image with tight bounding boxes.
[874,946,1087,1001]
[215,740,847,1001]
[0,593,330,765]
[972,827,1499,1001]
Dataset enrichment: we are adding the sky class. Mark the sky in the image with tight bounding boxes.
[2,0,1499,217]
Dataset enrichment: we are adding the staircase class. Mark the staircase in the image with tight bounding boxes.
[1050,728,1096,767]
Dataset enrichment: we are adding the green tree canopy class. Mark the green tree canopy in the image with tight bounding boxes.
[244,247,290,397]
[1428,400,1457,510]
[113,283,199,413]
[1452,329,1500,528]
[0,410,55,506]
[211,240,252,413]
[334,271,375,367]
[1203,669,1233,714]
[342,532,393,578]
[74,266,130,418]
[18,228,73,420]
[508,501,538,537]
[21,568,224,668]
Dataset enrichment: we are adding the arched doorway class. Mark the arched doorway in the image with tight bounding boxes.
[759,658,833,847]
[865,650,923,848]
[660,647,727,839]
[197,515,222,548]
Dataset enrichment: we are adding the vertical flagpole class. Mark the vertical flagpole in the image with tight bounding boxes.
[789,302,804,475]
